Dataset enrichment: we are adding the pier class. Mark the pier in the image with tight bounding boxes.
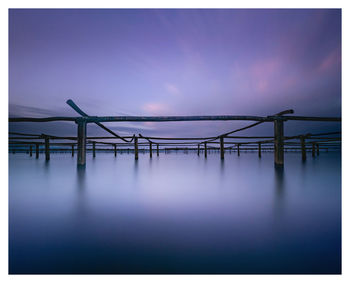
[9,100,341,167]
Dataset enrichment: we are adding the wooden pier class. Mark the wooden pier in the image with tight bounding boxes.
[9,100,341,167]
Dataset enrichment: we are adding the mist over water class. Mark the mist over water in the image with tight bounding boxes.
[9,151,341,274]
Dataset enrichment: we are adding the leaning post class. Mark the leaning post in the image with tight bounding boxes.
[77,118,87,167]
[274,118,284,167]
[300,135,306,161]
[134,137,139,160]
[220,136,224,159]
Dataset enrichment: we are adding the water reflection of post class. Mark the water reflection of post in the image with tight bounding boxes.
[273,166,285,228]
[220,158,225,178]
[274,167,285,198]
[74,166,87,221]
[76,166,86,192]
[133,158,139,186]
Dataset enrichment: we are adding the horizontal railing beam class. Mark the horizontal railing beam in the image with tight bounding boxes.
[9,115,341,123]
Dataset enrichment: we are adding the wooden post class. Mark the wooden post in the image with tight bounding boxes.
[237,144,240,156]
[114,144,117,157]
[92,141,96,158]
[29,145,33,157]
[157,144,159,156]
[258,142,261,158]
[300,135,306,161]
[316,143,320,155]
[134,137,138,160]
[35,143,39,159]
[197,144,200,156]
[220,136,224,159]
[312,143,315,157]
[44,136,50,161]
[72,144,74,157]
[149,142,152,158]
[77,120,87,166]
[204,142,207,158]
[274,119,284,167]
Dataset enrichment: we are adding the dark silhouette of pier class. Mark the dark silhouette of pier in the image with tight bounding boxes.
[9,100,341,167]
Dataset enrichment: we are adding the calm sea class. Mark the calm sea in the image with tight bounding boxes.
[9,151,341,274]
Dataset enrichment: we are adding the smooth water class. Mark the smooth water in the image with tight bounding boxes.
[9,151,341,274]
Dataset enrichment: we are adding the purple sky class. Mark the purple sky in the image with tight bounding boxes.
[9,9,341,138]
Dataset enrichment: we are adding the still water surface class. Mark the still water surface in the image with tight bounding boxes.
[9,151,341,274]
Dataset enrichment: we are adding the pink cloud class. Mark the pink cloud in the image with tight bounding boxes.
[142,102,171,115]
[250,57,282,93]
[317,47,341,73]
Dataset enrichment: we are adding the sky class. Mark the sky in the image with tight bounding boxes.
[9,9,341,138]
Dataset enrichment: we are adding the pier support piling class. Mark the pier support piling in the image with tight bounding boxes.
[149,142,152,158]
[29,145,32,157]
[312,143,315,157]
[258,142,261,158]
[237,144,240,156]
[274,119,284,167]
[72,144,74,157]
[44,136,50,161]
[157,144,159,156]
[204,142,207,158]
[300,135,306,161]
[92,141,96,158]
[220,136,224,159]
[114,144,117,157]
[35,143,39,159]
[77,120,87,166]
[317,143,320,155]
[197,144,200,156]
[134,137,139,160]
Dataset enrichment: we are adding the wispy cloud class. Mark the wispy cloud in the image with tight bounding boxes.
[164,83,181,96]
